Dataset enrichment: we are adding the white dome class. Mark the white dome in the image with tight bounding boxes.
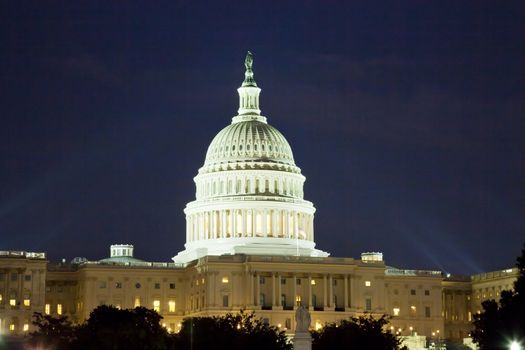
[173,52,328,264]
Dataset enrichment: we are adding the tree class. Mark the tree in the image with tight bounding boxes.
[173,309,291,350]
[28,312,77,349]
[30,306,173,350]
[311,314,407,350]
[472,242,525,350]
[73,305,172,350]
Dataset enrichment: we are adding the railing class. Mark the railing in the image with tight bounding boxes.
[385,267,442,277]
[0,251,46,259]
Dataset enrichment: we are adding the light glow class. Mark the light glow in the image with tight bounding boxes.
[153,300,160,312]
[510,341,522,350]
[365,281,371,287]
[169,300,176,312]
[222,276,229,283]
[393,308,400,316]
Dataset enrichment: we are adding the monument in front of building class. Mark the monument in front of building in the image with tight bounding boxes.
[293,304,312,350]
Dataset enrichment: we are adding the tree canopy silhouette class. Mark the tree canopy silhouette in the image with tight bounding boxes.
[472,242,525,350]
[311,314,407,350]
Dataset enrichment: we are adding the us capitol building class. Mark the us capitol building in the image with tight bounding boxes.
[0,53,518,346]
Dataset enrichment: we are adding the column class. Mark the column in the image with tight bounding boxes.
[221,210,226,238]
[293,274,297,309]
[308,275,313,310]
[323,275,327,309]
[276,274,282,309]
[284,211,289,238]
[249,273,254,307]
[344,275,349,310]
[255,273,260,308]
[328,275,333,308]
[242,210,247,237]
[271,210,277,237]
[252,209,256,237]
[232,209,237,237]
[272,273,277,307]
[262,209,268,237]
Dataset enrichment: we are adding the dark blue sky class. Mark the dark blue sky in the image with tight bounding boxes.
[1,1,524,275]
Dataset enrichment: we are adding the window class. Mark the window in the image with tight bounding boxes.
[259,276,265,284]
[222,295,229,307]
[23,323,29,331]
[24,299,30,306]
[0,273,4,281]
[281,294,286,307]
[10,299,16,306]
[365,298,372,311]
[222,276,229,283]
[99,281,107,289]
[333,279,337,286]
[281,278,286,285]
[0,294,2,302]
[57,304,63,315]
[168,300,176,313]
[153,300,160,312]
[260,293,265,306]
[393,308,400,316]
[154,283,161,289]
[135,283,141,289]
[311,279,316,285]
[425,290,430,296]
[295,295,302,306]
[115,282,122,289]
[365,281,371,287]
[9,324,15,331]
[45,304,50,315]
[410,289,416,295]
[134,297,141,307]
[11,273,17,281]
[296,278,301,285]
[425,306,431,318]
[25,274,31,281]
[169,283,176,289]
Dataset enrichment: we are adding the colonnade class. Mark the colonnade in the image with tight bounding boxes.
[249,272,353,311]
[186,209,313,242]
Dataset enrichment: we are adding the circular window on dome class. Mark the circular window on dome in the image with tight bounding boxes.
[254,144,258,151]
[262,144,265,151]
[247,145,250,150]
[232,145,236,151]
[240,145,243,151]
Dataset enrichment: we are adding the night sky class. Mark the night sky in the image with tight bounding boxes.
[1,1,524,275]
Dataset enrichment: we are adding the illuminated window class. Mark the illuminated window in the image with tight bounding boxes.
[315,321,323,330]
[134,297,141,307]
[295,295,301,306]
[168,300,176,312]
[365,281,371,287]
[153,300,160,312]
[411,305,417,313]
[45,304,50,314]
[0,294,2,302]
[222,276,229,283]
[393,308,400,316]
[311,279,316,285]
[23,323,29,331]
[10,299,16,306]
[9,324,15,331]
[24,299,30,306]
[57,304,63,315]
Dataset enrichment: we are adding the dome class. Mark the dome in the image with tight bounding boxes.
[173,52,329,264]
[203,120,296,169]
